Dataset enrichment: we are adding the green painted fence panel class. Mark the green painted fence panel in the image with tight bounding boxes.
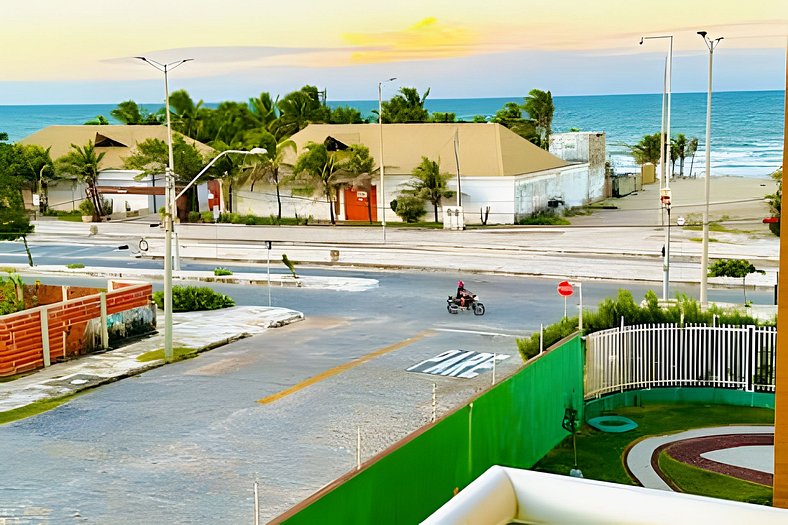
[279,335,584,525]
[585,387,775,418]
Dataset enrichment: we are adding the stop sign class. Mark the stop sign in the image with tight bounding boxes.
[557,281,574,297]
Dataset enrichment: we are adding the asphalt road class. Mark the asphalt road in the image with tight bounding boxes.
[0,245,774,523]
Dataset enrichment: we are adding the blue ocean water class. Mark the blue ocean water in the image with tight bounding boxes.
[1,90,783,177]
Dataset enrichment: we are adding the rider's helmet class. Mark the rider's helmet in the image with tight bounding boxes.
[457,280,464,288]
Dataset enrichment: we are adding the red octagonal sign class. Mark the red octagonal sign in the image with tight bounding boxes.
[557,280,574,297]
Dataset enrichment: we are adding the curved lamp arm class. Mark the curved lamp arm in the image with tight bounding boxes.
[174,148,266,201]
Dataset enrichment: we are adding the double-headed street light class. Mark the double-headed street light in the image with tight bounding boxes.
[697,31,723,308]
[378,77,396,243]
[640,34,673,301]
[135,56,192,362]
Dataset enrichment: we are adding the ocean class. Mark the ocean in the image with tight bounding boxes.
[1,90,783,177]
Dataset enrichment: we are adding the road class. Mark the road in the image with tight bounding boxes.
[0,239,774,523]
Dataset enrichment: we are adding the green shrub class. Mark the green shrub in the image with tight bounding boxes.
[66,263,85,269]
[152,286,235,312]
[213,267,233,276]
[79,196,112,217]
[201,211,215,223]
[187,211,202,223]
[0,273,24,315]
[392,195,427,223]
[517,317,578,361]
[517,210,570,225]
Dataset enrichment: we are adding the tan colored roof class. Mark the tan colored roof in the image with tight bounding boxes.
[285,123,568,177]
[19,125,214,170]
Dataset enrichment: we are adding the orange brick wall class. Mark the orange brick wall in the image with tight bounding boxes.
[0,283,153,377]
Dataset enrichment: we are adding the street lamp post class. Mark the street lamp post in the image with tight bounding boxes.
[378,78,396,242]
[698,32,723,308]
[640,35,673,301]
[135,56,192,362]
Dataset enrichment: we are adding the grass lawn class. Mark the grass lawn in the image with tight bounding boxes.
[533,403,774,490]
[136,346,198,362]
[0,391,88,425]
[658,453,772,505]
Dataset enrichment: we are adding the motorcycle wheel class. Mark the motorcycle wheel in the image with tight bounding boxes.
[474,303,485,315]
[448,303,459,314]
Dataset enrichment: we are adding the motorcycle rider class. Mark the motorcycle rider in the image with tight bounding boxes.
[456,280,474,307]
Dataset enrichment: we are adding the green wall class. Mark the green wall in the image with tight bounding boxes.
[279,335,584,525]
[585,387,775,418]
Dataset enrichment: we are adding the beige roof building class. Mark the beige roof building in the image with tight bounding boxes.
[19,125,214,169]
[285,123,569,177]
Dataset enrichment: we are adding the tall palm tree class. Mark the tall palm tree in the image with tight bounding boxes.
[522,89,554,149]
[671,133,688,177]
[169,89,205,140]
[629,133,662,166]
[237,133,296,220]
[404,157,455,222]
[274,90,324,139]
[343,145,376,222]
[290,142,348,224]
[248,92,279,130]
[56,141,105,221]
[380,87,431,123]
[687,137,700,178]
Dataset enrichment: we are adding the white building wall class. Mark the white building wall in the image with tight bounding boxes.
[513,164,592,218]
[234,186,342,222]
[450,177,515,225]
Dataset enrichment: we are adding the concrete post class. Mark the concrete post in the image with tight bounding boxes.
[40,308,50,367]
[100,292,109,350]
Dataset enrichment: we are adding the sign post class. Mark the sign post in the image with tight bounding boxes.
[557,281,574,319]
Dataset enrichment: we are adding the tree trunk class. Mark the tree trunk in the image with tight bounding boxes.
[689,152,696,178]
[274,171,282,220]
[327,191,335,224]
[228,181,234,214]
[89,185,102,222]
[679,156,685,177]
[743,277,747,303]
[22,235,33,267]
[434,203,439,223]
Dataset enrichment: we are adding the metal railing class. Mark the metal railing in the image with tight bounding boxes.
[584,323,776,399]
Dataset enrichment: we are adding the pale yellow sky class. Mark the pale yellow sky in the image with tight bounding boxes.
[0,0,785,102]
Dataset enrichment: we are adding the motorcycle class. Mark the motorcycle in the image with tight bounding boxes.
[447,293,485,315]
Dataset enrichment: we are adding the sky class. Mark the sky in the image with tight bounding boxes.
[0,0,786,104]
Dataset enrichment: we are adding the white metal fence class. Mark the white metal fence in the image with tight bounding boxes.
[584,323,776,399]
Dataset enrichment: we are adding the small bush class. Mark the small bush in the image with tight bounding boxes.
[213,267,233,276]
[79,197,112,217]
[187,211,202,223]
[517,317,578,361]
[517,210,570,225]
[201,211,215,223]
[66,263,85,269]
[392,195,427,223]
[152,286,235,312]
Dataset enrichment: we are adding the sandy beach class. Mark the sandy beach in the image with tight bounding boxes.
[573,175,777,228]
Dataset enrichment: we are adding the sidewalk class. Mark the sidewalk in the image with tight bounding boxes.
[0,306,304,414]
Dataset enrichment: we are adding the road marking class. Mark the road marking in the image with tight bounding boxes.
[433,328,522,338]
[257,330,434,405]
[407,350,510,378]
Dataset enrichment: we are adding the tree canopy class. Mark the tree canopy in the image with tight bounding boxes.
[403,157,454,222]
[380,87,431,123]
[708,258,765,303]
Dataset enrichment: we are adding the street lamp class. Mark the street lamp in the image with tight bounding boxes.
[640,35,673,301]
[135,56,192,362]
[378,77,396,242]
[698,31,723,308]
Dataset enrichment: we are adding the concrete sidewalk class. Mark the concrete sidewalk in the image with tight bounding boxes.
[626,425,775,490]
[0,306,304,414]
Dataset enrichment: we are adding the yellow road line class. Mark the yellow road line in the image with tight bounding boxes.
[257,330,434,405]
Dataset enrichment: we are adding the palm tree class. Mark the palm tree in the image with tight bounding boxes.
[290,142,348,224]
[629,133,662,165]
[169,89,205,140]
[671,133,688,177]
[110,100,160,125]
[380,87,431,123]
[522,89,554,149]
[84,115,109,125]
[404,157,455,222]
[687,137,699,178]
[343,145,376,222]
[56,141,105,221]
[248,92,279,130]
[237,133,296,220]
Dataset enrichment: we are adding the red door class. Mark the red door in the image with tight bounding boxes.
[344,186,377,222]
